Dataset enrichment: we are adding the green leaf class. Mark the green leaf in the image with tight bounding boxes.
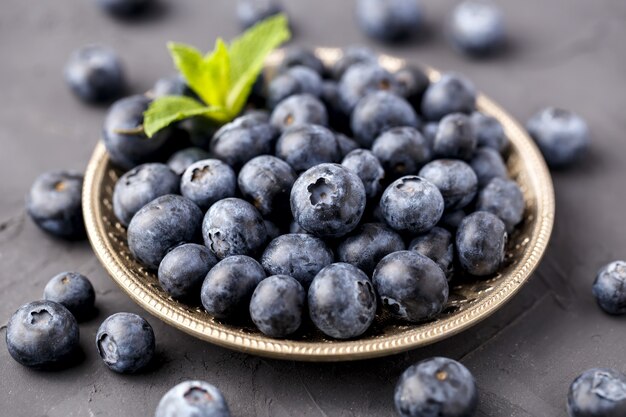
[201,38,231,107]
[167,43,214,106]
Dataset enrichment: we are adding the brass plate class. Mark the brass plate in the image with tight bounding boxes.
[83,48,555,361]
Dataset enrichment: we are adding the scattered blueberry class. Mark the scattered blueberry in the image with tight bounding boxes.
[338,63,400,114]
[96,312,155,373]
[449,0,506,56]
[337,223,405,276]
[210,118,277,171]
[422,73,476,121]
[372,127,432,178]
[236,0,284,29]
[471,112,509,153]
[592,261,626,315]
[43,272,96,320]
[275,124,341,172]
[166,147,211,176]
[568,368,626,417]
[180,159,237,210]
[238,155,296,216]
[470,146,508,187]
[331,46,378,80]
[268,65,323,108]
[155,380,231,417]
[409,227,455,279]
[158,243,218,301]
[456,211,507,276]
[356,0,423,42]
[270,94,329,131]
[341,149,385,199]
[96,0,151,17]
[249,275,305,338]
[277,46,325,75]
[476,177,524,233]
[419,159,478,210]
[64,45,125,103]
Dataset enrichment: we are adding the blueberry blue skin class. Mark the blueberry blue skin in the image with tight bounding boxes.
[127,195,203,270]
[469,146,507,187]
[238,155,296,217]
[289,220,308,234]
[380,176,445,234]
[341,149,385,199]
[421,73,477,121]
[155,380,231,417]
[372,127,432,179]
[275,124,341,172]
[43,272,96,320]
[158,244,218,301]
[180,159,237,211]
[64,45,124,103]
[338,63,401,114]
[351,91,420,147]
[356,0,423,42]
[419,159,478,210]
[456,211,507,276]
[308,263,377,339]
[202,198,268,259]
[96,0,151,17]
[336,133,360,158]
[331,46,378,80]
[337,223,405,276]
[409,227,454,280]
[249,275,305,338]
[526,107,590,168]
[201,255,266,320]
[6,301,79,368]
[476,177,524,233]
[96,312,155,373]
[210,121,278,171]
[592,261,626,315]
[395,357,478,417]
[277,46,326,76]
[434,113,478,160]
[268,66,323,108]
[152,75,188,98]
[449,0,506,56]
[167,147,211,176]
[568,368,626,417]
[236,0,283,29]
[395,65,430,107]
[439,209,466,231]
[270,94,329,131]
[471,112,509,153]
[113,163,180,226]
[290,163,366,238]
[26,170,85,240]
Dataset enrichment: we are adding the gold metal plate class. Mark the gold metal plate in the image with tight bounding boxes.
[82,48,555,361]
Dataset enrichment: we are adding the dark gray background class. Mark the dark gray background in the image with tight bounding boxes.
[1,1,625,416]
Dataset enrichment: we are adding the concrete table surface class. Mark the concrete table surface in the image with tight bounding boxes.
[1,1,625,416]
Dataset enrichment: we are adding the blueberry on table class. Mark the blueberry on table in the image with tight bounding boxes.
[210,118,277,171]
[568,368,626,417]
[155,380,231,417]
[470,146,508,187]
[422,73,476,121]
[456,211,507,276]
[64,45,125,103]
[331,46,378,80]
[96,313,155,373]
[167,147,211,176]
[395,65,430,107]
[356,0,423,42]
[409,227,455,280]
[158,244,218,301]
[471,112,509,153]
[277,46,326,76]
[268,66,323,108]
[419,159,478,210]
[449,0,506,57]
[270,94,329,131]
[337,223,405,276]
[236,0,284,30]
[26,170,85,240]
[249,275,305,338]
[395,357,478,417]
[238,155,296,217]
[275,124,341,172]
[43,272,96,320]
[308,263,377,339]
[434,113,478,160]
[151,74,188,98]
[476,177,525,233]
[96,0,152,17]
[6,301,79,369]
[372,127,432,179]
[338,63,401,114]
[341,149,385,199]
[180,159,237,211]
[593,261,626,315]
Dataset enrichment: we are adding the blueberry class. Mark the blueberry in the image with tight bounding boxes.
[449,0,506,56]
[96,0,151,17]
[471,112,509,153]
[270,94,328,131]
[26,170,85,240]
[6,301,79,368]
[456,211,507,276]
[338,63,401,114]
[210,119,278,171]
[127,195,203,270]
[238,155,296,217]
[469,146,507,187]
[335,133,361,158]
[64,45,125,103]
[526,107,590,168]
[419,159,478,210]
[180,116,219,149]
[290,163,366,238]
[422,122,439,148]
[180,159,237,210]
[277,46,325,75]
[341,149,385,199]
[158,244,218,301]
[422,73,476,121]
[202,198,267,259]
[351,91,420,147]
[356,0,423,42]
[152,75,188,98]
[201,255,266,320]
[439,209,467,231]
[395,357,478,417]
[395,65,430,107]
[380,176,445,234]
[236,0,284,29]
[155,380,231,417]
[249,275,305,338]
[96,312,155,373]
[113,163,180,226]
[476,178,524,233]
[43,272,96,320]
[308,263,377,339]
[289,220,308,234]
[409,227,455,280]
[434,113,478,160]
[268,66,323,108]
[264,220,281,240]
[373,251,448,322]
[592,261,626,315]
[331,46,378,80]
[167,147,211,176]
[337,223,405,276]
[568,368,626,417]
[372,127,432,178]
[320,80,348,127]
[275,124,341,172]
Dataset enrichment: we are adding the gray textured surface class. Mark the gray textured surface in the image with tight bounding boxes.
[1,1,625,416]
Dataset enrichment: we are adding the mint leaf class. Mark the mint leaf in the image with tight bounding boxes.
[143,96,229,137]
[202,39,231,107]
[167,43,214,106]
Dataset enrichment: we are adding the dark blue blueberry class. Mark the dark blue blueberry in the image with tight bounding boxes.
[96,312,155,373]
[380,176,444,234]
[456,211,507,276]
[167,147,211,176]
[179,116,219,150]
[236,0,284,29]
[422,122,439,148]
[290,163,366,238]
[351,91,420,147]
[337,223,405,276]
[127,195,203,270]
[155,380,231,417]
[469,146,507,187]
[439,209,467,231]
[113,163,180,226]
[249,275,305,338]
[43,272,96,320]
[26,170,85,240]
[356,0,423,42]
[471,112,509,153]
[476,177,524,233]
[321,81,350,129]
[201,255,266,320]
[592,261,626,315]
[96,0,151,17]
[275,124,341,172]
[289,220,308,234]
[395,65,430,107]
[395,357,478,417]
[409,227,454,280]
[202,198,267,259]
[180,159,237,211]
[238,155,296,217]
[372,127,432,178]
[308,263,376,339]
[331,46,378,80]
[449,0,506,56]
[434,113,478,160]
[568,368,626,417]
[338,63,401,114]
[64,45,124,103]
[419,159,478,210]
[373,251,448,322]
[277,46,325,75]
[151,75,188,98]
[336,133,361,158]
[210,120,278,171]
[526,107,590,168]
[270,94,328,131]
[268,66,323,108]
[341,149,385,199]
[422,73,476,121]
[261,234,334,288]
[264,220,281,240]
[6,301,79,368]
[158,243,218,301]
